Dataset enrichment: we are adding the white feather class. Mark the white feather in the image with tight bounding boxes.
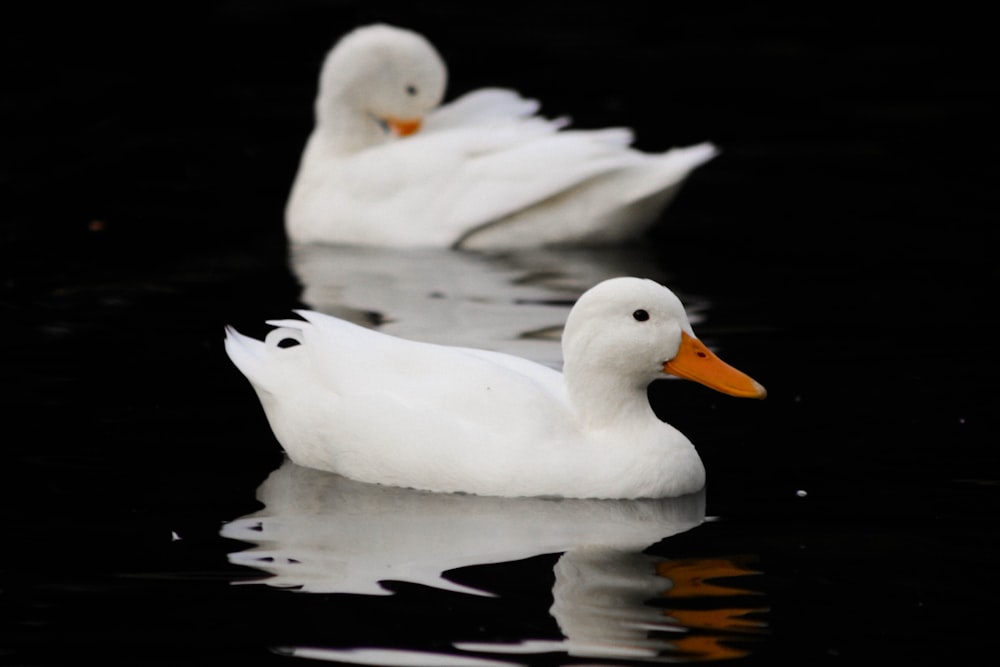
[284,24,718,248]
[226,278,765,499]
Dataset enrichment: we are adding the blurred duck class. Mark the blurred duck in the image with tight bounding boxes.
[285,24,718,249]
[225,278,765,499]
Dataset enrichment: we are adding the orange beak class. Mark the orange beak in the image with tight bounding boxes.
[663,331,766,399]
[386,116,422,137]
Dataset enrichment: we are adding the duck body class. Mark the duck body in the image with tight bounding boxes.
[284,24,718,249]
[225,278,765,499]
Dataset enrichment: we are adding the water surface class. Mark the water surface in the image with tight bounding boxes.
[3,4,995,665]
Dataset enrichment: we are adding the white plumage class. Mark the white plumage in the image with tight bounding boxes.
[225,278,765,499]
[285,24,718,248]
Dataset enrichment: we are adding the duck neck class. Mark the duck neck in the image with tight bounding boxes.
[564,365,656,431]
[314,93,389,155]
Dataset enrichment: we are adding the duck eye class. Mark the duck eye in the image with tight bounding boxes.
[632,309,649,322]
[405,84,418,96]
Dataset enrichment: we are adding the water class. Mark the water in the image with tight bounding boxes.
[4,231,993,665]
[3,4,995,666]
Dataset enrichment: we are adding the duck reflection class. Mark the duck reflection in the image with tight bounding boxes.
[222,460,766,663]
[289,243,707,366]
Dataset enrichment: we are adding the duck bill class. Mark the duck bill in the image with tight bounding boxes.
[386,116,422,136]
[663,331,767,399]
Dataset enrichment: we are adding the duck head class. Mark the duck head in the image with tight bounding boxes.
[562,277,766,403]
[317,24,447,139]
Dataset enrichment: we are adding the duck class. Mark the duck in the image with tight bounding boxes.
[284,24,719,249]
[224,277,765,499]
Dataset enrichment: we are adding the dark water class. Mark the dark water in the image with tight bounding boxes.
[3,4,996,666]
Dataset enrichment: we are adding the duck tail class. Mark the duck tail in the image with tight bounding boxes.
[667,142,720,171]
[223,324,298,391]
[623,142,720,203]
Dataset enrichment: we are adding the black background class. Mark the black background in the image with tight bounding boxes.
[2,3,997,665]
[5,3,993,261]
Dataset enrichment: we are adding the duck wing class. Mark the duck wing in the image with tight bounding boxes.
[230,311,574,441]
[423,88,548,130]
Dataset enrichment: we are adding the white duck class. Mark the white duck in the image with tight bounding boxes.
[225,278,765,499]
[285,24,719,249]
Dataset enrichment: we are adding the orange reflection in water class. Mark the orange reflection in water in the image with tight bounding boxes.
[656,556,768,661]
